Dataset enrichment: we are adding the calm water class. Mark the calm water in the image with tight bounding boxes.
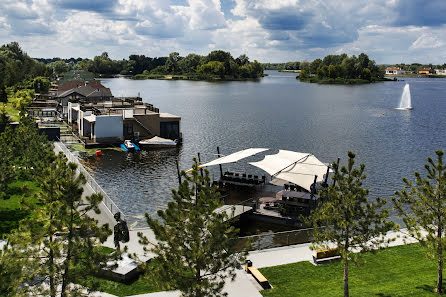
[80,71,446,226]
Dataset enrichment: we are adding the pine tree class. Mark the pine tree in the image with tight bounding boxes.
[0,85,7,104]
[307,152,395,297]
[0,126,15,200]
[393,150,446,293]
[139,159,246,297]
[0,155,113,296]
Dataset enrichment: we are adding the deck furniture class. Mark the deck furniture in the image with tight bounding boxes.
[245,261,271,289]
[313,248,340,265]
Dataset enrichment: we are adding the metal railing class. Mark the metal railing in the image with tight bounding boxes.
[54,140,125,220]
[235,227,314,251]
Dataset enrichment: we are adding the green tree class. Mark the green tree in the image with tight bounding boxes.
[235,54,249,66]
[0,85,7,104]
[0,126,15,200]
[1,156,113,296]
[328,64,337,79]
[139,160,246,297]
[198,61,225,78]
[307,152,395,297]
[165,52,182,74]
[298,69,310,80]
[50,60,70,76]
[393,150,446,293]
[179,53,203,73]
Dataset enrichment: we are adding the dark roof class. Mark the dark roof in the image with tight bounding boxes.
[57,81,106,94]
[57,85,113,98]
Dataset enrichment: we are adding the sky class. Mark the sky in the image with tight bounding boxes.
[0,0,445,64]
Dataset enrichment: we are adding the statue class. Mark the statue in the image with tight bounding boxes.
[113,212,129,249]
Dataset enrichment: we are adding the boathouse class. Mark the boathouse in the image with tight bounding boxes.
[68,100,181,145]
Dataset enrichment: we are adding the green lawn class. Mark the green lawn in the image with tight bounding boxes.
[81,275,162,297]
[0,180,41,237]
[1,102,20,122]
[260,243,443,297]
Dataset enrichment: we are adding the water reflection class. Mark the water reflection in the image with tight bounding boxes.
[81,73,446,229]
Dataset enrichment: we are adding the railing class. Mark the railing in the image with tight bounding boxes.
[54,140,125,220]
[235,227,314,251]
[133,116,153,135]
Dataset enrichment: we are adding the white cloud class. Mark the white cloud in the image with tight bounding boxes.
[410,33,444,50]
[0,0,445,63]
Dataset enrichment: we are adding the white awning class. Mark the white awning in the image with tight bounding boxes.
[249,150,328,192]
[200,148,269,168]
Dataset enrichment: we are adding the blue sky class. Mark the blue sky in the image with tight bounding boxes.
[0,0,445,64]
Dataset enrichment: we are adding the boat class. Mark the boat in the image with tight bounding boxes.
[121,140,140,151]
[138,136,178,148]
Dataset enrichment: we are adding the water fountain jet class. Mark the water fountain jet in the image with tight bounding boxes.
[395,83,413,110]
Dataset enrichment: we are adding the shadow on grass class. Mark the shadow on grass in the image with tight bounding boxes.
[376,293,392,297]
[0,208,30,237]
[415,284,436,294]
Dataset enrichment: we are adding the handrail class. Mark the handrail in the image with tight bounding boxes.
[133,116,153,135]
[54,140,125,221]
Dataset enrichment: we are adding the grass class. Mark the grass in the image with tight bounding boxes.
[0,180,41,237]
[79,258,164,296]
[81,275,162,297]
[259,243,444,297]
[1,102,20,122]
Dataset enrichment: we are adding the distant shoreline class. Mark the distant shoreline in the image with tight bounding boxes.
[385,74,446,78]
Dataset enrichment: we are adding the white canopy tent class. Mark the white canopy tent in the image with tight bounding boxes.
[249,150,329,192]
[198,148,269,168]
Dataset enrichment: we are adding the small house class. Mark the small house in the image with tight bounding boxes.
[385,67,406,75]
[418,68,432,75]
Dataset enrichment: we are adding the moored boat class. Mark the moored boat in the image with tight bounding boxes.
[138,136,178,148]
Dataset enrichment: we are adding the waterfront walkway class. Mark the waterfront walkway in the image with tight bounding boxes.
[54,142,418,297]
[89,228,418,297]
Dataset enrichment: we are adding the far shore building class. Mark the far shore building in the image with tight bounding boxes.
[435,69,446,75]
[68,100,181,145]
[385,67,407,75]
[418,68,433,75]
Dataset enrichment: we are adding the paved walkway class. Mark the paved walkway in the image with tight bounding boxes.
[54,144,419,297]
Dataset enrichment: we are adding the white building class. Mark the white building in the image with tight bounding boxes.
[385,67,407,75]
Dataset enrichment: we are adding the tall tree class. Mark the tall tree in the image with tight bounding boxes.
[139,160,246,297]
[393,150,446,293]
[165,52,182,74]
[0,156,113,296]
[0,85,7,104]
[307,152,395,297]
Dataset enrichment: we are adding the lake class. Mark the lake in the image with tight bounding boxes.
[79,71,446,227]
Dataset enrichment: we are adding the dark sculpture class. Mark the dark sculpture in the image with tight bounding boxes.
[113,212,129,249]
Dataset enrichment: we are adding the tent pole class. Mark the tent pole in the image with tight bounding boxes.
[176,159,182,186]
[217,146,223,177]
[309,175,318,215]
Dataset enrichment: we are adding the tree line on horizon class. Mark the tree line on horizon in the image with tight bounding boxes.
[36,49,263,79]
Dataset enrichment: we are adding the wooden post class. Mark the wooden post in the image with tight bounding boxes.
[324,166,330,184]
[197,152,204,177]
[176,160,182,186]
[309,175,318,214]
[332,158,340,186]
[217,146,223,177]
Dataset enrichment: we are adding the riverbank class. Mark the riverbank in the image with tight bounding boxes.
[386,74,446,78]
[298,77,393,84]
[132,73,266,81]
